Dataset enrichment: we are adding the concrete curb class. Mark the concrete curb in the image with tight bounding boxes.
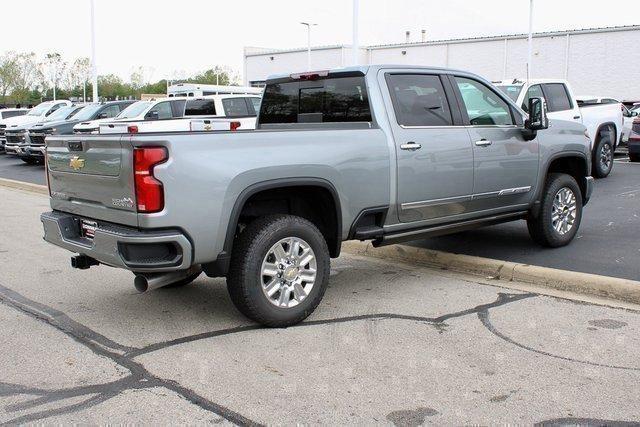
[342,241,640,305]
[0,177,47,195]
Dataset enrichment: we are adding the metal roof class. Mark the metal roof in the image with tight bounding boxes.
[245,25,640,57]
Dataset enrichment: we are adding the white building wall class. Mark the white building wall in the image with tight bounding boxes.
[245,27,640,99]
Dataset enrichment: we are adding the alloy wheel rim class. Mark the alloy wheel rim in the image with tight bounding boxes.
[600,142,612,170]
[551,187,577,235]
[260,237,317,308]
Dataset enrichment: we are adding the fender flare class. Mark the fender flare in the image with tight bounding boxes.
[593,122,618,150]
[222,177,343,259]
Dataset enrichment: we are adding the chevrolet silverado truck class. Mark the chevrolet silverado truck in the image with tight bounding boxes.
[495,79,623,178]
[41,66,594,327]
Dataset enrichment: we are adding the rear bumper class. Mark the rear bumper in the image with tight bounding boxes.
[583,176,594,206]
[41,210,193,272]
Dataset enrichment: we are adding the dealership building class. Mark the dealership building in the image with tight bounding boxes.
[244,25,640,101]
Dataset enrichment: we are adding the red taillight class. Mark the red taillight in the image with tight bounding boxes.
[290,70,329,80]
[230,121,241,131]
[127,125,139,133]
[134,147,167,213]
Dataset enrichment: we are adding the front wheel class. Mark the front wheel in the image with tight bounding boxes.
[527,173,583,248]
[592,135,614,178]
[227,214,330,327]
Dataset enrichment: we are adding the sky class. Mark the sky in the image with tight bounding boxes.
[2,0,638,83]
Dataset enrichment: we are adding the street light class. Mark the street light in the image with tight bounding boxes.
[90,0,98,102]
[300,22,317,71]
[352,0,359,65]
[527,0,534,81]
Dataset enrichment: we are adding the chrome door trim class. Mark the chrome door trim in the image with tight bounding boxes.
[400,186,532,210]
[401,195,472,210]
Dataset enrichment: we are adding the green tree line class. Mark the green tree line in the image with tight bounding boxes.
[0,51,240,107]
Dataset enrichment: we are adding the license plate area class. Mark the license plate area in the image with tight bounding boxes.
[80,220,97,240]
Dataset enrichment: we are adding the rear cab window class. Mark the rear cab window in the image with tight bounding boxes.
[222,98,250,117]
[185,99,217,116]
[258,72,372,127]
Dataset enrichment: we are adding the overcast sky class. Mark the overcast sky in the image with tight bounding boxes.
[3,0,637,83]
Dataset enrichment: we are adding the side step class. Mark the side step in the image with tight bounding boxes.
[373,211,528,247]
[353,225,384,240]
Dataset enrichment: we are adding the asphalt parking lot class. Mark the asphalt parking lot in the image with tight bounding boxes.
[1,152,639,280]
[1,186,640,424]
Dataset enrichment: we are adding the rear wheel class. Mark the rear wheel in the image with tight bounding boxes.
[527,173,582,248]
[227,214,330,327]
[592,128,615,178]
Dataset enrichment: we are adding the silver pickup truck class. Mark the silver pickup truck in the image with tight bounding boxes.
[41,65,594,327]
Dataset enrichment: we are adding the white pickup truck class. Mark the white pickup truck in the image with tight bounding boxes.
[495,79,623,178]
[98,95,261,134]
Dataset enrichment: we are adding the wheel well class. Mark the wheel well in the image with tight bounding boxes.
[232,185,341,258]
[595,122,618,147]
[547,156,588,198]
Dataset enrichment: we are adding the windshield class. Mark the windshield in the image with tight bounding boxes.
[496,85,523,102]
[116,101,151,119]
[27,102,53,116]
[70,104,102,121]
[43,105,80,122]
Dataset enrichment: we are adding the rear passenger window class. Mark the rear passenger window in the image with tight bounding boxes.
[259,75,372,124]
[522,84,544,112]
[185,100,217,116]
[542,83,572,112]
[222,98,250,117]
[386,74,453,126]
[455,77,513,126]
[249,97,261,114]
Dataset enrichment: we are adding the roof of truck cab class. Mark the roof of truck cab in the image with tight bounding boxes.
[265,64,490,82]
[493,78,570,86]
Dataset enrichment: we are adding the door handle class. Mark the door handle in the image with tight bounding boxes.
[474,139,492,147]
[400,141,422,151]
[573,115,581,120]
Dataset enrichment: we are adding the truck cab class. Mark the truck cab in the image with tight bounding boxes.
[495,79,623,178]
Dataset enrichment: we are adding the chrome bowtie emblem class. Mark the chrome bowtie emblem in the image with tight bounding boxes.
[69,156,85,171]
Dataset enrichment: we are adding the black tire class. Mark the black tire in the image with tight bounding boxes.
[227,214,330,327]
[527,173,583,248]
[629,153,640,163]
[592,130,614,178]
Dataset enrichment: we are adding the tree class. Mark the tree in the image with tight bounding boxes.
[186,65,240,86]
[0,52,20,104]
[11,52,40,104]
[43,52,65,100]
[64,57,91,100]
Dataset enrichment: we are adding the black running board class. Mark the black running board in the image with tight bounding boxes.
[373,211,528,247]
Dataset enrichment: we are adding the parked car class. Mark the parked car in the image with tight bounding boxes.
[621,105,639,145]
[495,79,623,178]
[71,100,136,134]
[2,102,70,154]
[0,108,29,153]
[41,65,594,327]
[98,95,261,134]
[628,118,640,162]
[6,104,81,164]
[22,101,136,162]
[574,96,637,146]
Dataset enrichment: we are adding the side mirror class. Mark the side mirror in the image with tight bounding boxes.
[145,110,159,120]
[525,97,549,131]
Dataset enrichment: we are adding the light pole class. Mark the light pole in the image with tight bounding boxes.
[527,0,534,81]
[352,0,359,65]
[300,22,317,71]
[90,0,98,102]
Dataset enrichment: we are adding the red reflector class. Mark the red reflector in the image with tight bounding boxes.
[230,121,241,131]
[127,125,139,133]
[133,147,167,213]
[290,70,329,80]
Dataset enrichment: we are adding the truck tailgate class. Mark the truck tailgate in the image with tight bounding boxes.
[46,135,138,227]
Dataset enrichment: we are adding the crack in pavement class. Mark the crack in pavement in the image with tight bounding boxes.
[4,281,632,424]
[478,303,640,371]
[0,284,262,426]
